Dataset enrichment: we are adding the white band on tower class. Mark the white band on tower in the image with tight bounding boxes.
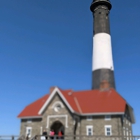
[92,33,114,71]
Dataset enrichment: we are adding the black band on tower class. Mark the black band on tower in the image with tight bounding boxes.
[92,69,115,89]
[93,5,111,34]
[90,0,112,35]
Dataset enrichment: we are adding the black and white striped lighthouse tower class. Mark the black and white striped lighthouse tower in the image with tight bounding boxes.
[90,0,116,89]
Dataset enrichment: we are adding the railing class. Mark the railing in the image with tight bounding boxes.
[0,135,24,140]
[0,135,140,140]
[30,135,140,140]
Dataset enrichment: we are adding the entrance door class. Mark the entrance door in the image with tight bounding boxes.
[50,121,65,136]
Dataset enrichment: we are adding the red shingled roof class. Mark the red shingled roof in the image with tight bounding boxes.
[71,89,126,113]
[59,89,80,113]
[18,94,49,118]
[18,88,126,118]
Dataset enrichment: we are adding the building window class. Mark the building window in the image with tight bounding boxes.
[86,116,92,121]
[124,130,125,136]
[26,127,32,138]
[54,104,62,112]
[126,130,129,140]
[105,115,111,120]
[86,126,93,136]
[123,127,125,136]
[130,131,132,140]
[105,125,112,136]
[27,119,32,123]
[52,101,64,112]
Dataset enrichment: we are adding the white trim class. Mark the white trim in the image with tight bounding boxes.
[105,125,112,127]
[74,97,82,113]
[26,127,32,138]
[39,87,74,115]
[126,130,129,140]
[46,115,68,128]
[123,127,126,138]
[54,104,62,112]
[40,127,42,135]
[105,125,112,136]
[52,101,64,109]
[86,125,93,136]
[123,129,125,136]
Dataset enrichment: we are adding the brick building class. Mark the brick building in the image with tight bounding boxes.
[18,86,135,138]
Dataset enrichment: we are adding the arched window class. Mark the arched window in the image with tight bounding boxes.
[52,101,64,112]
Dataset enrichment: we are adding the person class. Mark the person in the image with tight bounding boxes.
[49,129,55,139]
[58,131,62,140]
[26,134,29,140]
[34,135,38,140]
[42,129,48,140]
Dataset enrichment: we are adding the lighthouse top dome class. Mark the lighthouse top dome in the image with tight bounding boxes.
[90,0,112,12]
[93,0,111,3]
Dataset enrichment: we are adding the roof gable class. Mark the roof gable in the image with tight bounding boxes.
[38,87,75,115]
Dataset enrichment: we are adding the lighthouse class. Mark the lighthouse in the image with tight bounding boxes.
[90,0,116,89]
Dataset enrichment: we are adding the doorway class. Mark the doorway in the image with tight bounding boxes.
[50,121,65,136]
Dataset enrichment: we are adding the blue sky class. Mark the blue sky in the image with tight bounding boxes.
[0,0,140,135]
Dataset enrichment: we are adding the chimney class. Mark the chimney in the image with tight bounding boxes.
[99,80,110,91]
[50,86,56,93]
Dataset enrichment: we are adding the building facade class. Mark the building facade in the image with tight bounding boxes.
[18,87,134,138]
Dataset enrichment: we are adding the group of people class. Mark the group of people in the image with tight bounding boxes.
[42,129,63,140]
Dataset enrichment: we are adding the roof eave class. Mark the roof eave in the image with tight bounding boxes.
[74,111,125,116]
[18,116,42,119]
